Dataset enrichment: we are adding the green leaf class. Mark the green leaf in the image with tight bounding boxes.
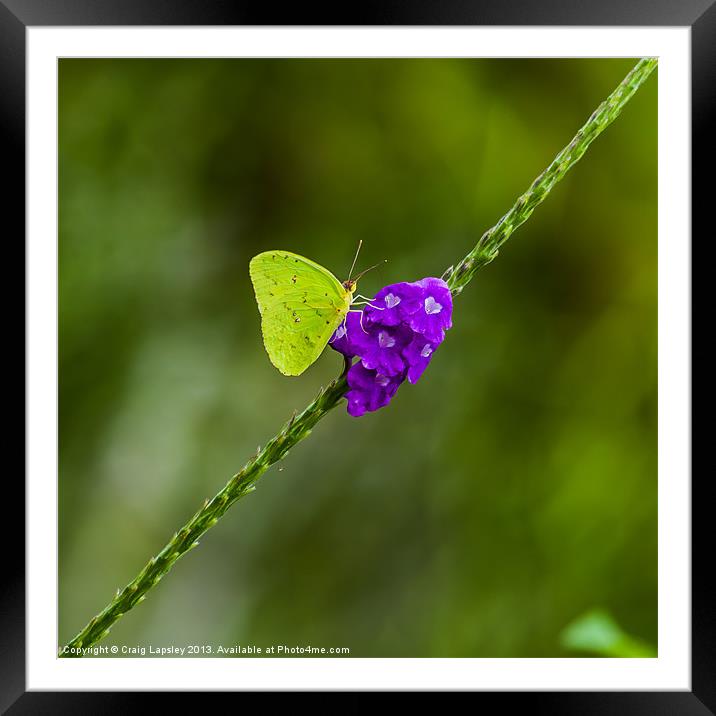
[560,609,656,658]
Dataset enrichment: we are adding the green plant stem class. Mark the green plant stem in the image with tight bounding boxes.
[60,58,656,657]
[446,57,658,295]
[60,373,348,657]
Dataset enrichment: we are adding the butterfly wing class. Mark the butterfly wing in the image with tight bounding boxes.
[249,251,351,376]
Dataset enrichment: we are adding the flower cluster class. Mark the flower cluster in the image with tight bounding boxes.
[330,277,453,417]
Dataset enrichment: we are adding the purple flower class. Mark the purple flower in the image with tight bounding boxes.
[346,363,405,417]
[364,282,423,328]
[359,323,413,377]
[330,276,453,417]
[330,312,412,377]
[329,312,366,358]
[406,277,453,344]
[403,333,440,384]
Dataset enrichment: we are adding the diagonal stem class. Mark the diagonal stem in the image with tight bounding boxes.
[446,57,658,294]
[60,57,656,657]
[60,375,347,656]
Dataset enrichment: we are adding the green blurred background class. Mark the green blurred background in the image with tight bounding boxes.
[58,58,657,657]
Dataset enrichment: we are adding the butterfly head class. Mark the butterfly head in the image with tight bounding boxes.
[345,241,386,295]
[344,261,386,295]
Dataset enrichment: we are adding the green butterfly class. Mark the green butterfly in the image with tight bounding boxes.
[249,243,380,376]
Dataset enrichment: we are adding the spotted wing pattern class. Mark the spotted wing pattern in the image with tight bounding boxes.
[249,251,352,376]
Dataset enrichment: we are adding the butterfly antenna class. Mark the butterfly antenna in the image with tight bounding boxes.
[348,240,363,281]
[352,259,387,283]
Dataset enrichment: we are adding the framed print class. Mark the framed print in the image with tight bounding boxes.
[8,0,710,709]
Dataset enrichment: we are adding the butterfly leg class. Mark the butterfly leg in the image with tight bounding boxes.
[328,312,350,344]
[351,300,384,310]
[351,293,384,311]
[347,308,370,334]
[359,311,369,334]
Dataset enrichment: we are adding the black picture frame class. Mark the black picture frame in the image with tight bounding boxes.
[7,1,709,710]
